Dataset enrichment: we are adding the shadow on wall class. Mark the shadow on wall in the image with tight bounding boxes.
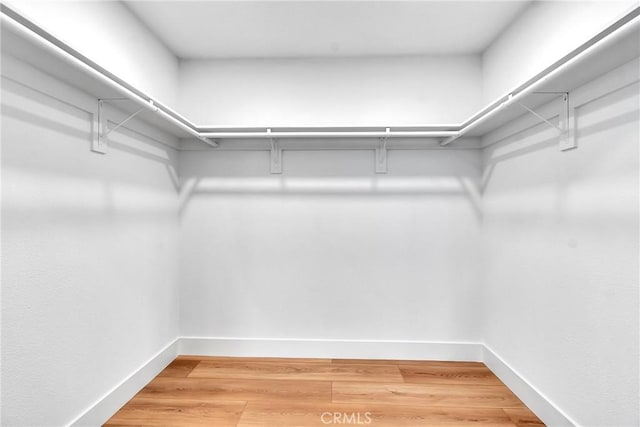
[1,76,182,228]
[2,75,483,221]
[480,81,639,232]
[178,174,483,220]
[482,122,559,192]
[482,81,640,192]
[108,130,180,192]
[1,75,180,191]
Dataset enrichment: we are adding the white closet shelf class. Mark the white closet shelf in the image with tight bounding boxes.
[1,3,638,147]
[446,5,640,144]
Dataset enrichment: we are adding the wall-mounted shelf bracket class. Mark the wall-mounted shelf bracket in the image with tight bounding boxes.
[92,99,108,154]
[268,129,282,174]
[521,92,575,151]
[93,98,153,154]
[375,128,390,174]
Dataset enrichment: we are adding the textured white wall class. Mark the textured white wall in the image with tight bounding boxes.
[7,0,180,106]
[482,0,637,105]
[481,58,639,426]
[1,56,181,426]
[178,149,483,343]
[1,3,638,425]
[178,56,482,126]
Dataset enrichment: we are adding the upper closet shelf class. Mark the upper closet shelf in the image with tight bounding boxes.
[0,3,218,147]
[1,3,638,147]
[443,6,640,146]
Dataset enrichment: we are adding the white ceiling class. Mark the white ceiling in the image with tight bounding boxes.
[124,1,532,59]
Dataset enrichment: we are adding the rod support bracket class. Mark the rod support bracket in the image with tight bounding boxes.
[558,93,576,151]
[375,128,390,173]
[522,92,575,151]
[268,129,282,174]
[93,98,146,154]
[92,99,108,154]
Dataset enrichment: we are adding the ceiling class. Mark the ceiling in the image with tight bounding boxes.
[124,1,532,59]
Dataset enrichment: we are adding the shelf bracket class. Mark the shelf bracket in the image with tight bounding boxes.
[558,93,576,151]
[519,92,575,151]
[92,99,108,154]
[375,127,390,174]
[268,129,282,174]
[93,98,145,154]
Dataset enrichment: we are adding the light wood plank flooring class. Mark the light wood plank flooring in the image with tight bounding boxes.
[104,356,544,426]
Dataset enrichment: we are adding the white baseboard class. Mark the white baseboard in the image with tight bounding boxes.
[67,337,574,427]
[68,338,179,427]
[482,345,576,426]
[178,336,483,361]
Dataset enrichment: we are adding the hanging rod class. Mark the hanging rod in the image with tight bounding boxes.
[0,3,218,148]
[440,5,640,147]
[198,130,459,139]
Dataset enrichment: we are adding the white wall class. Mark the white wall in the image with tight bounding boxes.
[481,58,639,426]
[178,148,483,347]
[178,56,482,126]
[1,54,181,425]
[482,0,637,105]
[7,0,180,106]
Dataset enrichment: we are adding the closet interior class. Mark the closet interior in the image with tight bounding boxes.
[1,1,638,426]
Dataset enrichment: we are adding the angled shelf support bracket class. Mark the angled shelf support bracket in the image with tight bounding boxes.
[521,92,575,151]
[93,98,153,154]
[268,129,282,174]
[375,128,390,174]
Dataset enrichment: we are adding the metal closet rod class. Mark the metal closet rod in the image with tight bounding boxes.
[1,3,638,144]
[440,5,640,146]
[198,130,459,139]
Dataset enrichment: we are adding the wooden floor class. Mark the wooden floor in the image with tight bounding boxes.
[104,356,544,426]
